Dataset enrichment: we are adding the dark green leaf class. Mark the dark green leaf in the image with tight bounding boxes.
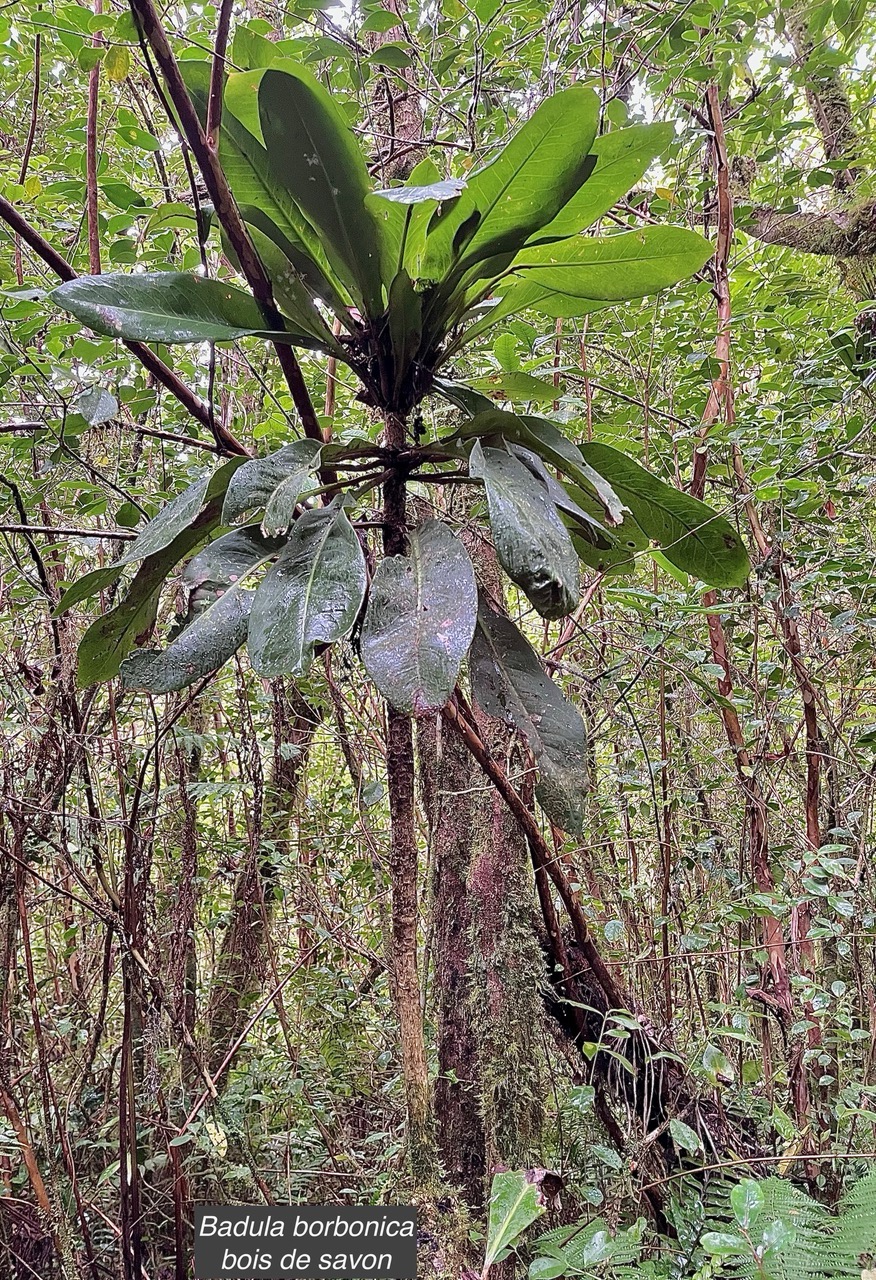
[58,462,242,612]
[470,594,588,832]
[182,61,344,308]
[51,272,314,346]
[258,66,384,315]
[120,527,280,693]
[248,497,366,676]
[361,520,477,714]
[222,440,322,535]
[470,439,579,619]
[579,442,751,587]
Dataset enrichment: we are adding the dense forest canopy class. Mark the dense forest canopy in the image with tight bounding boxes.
[1,0,876,1276]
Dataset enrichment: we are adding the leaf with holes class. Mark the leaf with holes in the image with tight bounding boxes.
[361,520,477,715]
[470,595,587,833]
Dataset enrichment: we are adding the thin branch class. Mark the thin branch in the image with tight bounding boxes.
[0,524,137,540]
[206,0,233,147]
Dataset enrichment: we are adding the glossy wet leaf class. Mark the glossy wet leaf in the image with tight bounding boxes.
[470,439,579,619]
[258,66,384,315]
[52,272,312,345]
[484,1170,547,1270]
[222,440,323,535]
[423,86,600,277]
[248,497,366,676]
[120,527,281,693]
[579,442,751,587]
[470,595,588,833]
[58,462,243,613]
[361,520,477,714]
[76,387,118,425]
[506,226,714,300]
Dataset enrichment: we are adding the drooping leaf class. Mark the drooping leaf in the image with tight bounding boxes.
[470,595,588,832]
[484,1170,547,1271]
[505,226,714,300]
[456,407,624,525]
[579,442,750,587]
[120,527,281,693]
[508,445,615,549]
[470,439,579,619]
[527,122,675,245]
[58,461,243,612]
[76,561,164,687]
[422,86,600,279]
[222,439,322,535]
[361,520,477,715]
[51,272,315,346]
[258,66,384,315]
[248,497,366,677]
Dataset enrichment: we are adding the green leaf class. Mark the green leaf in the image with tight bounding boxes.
[731,1179,765,1230]
[76,387,118,425]
[76,562,164,687]
[470,594,588,832]
[387,269,423,397]
[484,1170,547,1270]
[58,462,242,612]
[258,66,384,315]
[51,272,315,346]
[457,407,624,525]
[222,440,322,535]
[73,475,242,686]
[248,497,366,676]
[505,226,714,301]
[528,1259,566,1280]
[578,442,750,587]
[182,61,343,306]
[120,527,281,693]
[220,220,340,347]
[669,1117,702,1154]
[422,86,600,278]
[470,439,579,619]
[701,1231,746,1256]
[469,370,562,403]
[527,122,675,245]
[360,520,477,715]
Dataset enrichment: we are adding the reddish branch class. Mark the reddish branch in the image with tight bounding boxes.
[127,0,325,448]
